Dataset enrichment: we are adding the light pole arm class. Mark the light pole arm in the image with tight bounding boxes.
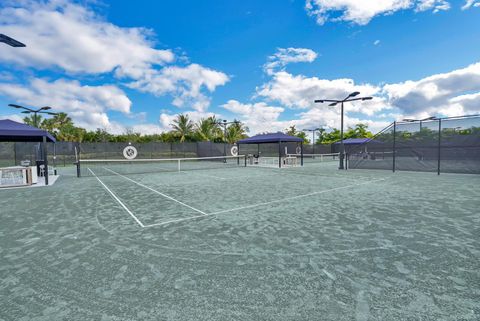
[314,99,340,103]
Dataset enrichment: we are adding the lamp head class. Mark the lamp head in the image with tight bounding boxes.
[348,91,360,98]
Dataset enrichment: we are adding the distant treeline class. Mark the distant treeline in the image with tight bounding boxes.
[24,112,375,144]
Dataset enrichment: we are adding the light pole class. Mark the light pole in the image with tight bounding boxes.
[402,116,436,131]
[217,119,240,161]
[9,104,58,127]
[0,34,26,47]
[302,128,321,155]
[314,92,373,169]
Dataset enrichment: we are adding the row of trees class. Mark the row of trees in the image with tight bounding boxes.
[23,113,250,143]
[23,113,375,144]
[285,123,374,145]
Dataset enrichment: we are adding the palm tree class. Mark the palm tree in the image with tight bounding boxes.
[195,116,220,141]
[23,114,45,128]
[171,114,194,142]
[43,112,73,134]
[226,121,249,143]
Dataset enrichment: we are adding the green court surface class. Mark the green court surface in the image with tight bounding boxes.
[1,161,479,320]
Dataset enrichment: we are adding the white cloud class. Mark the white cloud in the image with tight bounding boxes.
[0,0,173,74]
[257,71,385,113]
[373,40,381,46]
[222,99,390,135]
[221,100,285,133]
[462,0,480,10]
[264,48,318,75]
[383,62,480,117]
[0,78,132,131]
[416,0,450,12]
[0,113,24,123]
[129,124,165,135]
[305,0,450,25]
[128,64,229,112]
[0,0,228,112]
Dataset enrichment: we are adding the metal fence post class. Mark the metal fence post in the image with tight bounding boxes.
[13,142,17,165]
[437,118,442,175]
[278,141,282,168]
[300,142,304,166]
[392,121,396,173]
[43,135,49,185]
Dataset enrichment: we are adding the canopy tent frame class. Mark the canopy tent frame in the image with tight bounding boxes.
[237,132,304,168]
[0,119,56,185]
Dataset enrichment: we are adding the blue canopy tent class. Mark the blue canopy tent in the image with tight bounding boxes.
[333,138,373,145]
[333,138,382,153]
[237,132,304,168]
[0,119,56,185]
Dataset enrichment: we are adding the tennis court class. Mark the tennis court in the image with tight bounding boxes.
[1,157,479,320]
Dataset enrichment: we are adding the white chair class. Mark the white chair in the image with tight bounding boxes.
[39,164,45,177]
[38,164,56,176]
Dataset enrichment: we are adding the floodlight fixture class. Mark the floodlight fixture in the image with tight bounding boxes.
[348,91,360,98]
[8,103,57,127]
[0,34,26,47]
[313,91,373,169]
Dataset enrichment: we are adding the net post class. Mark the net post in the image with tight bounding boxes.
[244,154,247,167]
[43,135,49,185]
[392,121,396,173]
[177,159,181,172]
[278,141,282,168]
[76,161,81,177]
[437,118,442,175]
[300,142,304,166]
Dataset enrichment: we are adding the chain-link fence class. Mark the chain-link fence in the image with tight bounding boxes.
[347,115,480,174]
[1,140,336,169]
[0,141,241,167]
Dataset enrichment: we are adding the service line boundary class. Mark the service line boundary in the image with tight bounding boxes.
[144,177,387,228]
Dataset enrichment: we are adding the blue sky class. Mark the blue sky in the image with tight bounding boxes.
[0,0,479,136]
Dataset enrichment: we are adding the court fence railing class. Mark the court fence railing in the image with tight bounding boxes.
[346,114,480,175]
[0,141,335,168]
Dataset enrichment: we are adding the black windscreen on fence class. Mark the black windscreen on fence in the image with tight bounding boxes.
[0,141,238,167]
[348,115,480,174]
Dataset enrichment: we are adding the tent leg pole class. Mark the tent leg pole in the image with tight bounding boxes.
[43,135,49,186]
[301,142,303,166]
[278,141,281,168]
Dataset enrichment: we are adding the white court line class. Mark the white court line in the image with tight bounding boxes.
[179,170,226,180]
[144,178,386,228]
[103,167,207,216]
[88,168,144,227]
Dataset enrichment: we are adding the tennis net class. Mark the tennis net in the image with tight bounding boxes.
[77,155,246,177]
[286,153,340,163]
